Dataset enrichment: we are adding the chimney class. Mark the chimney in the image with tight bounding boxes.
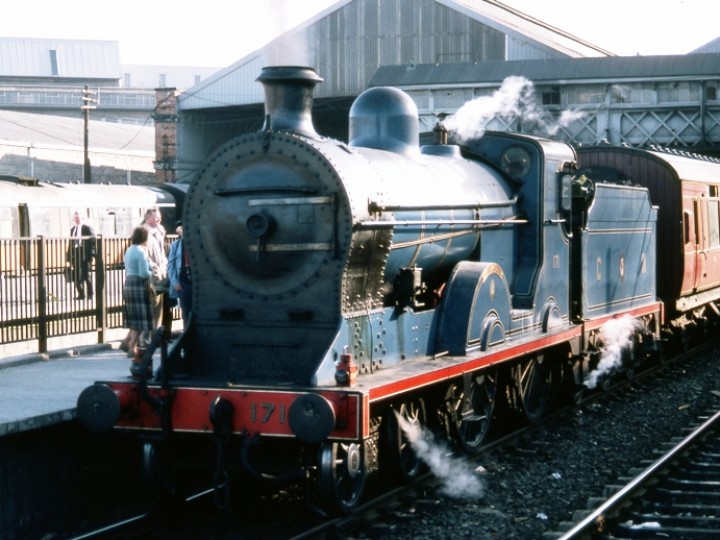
[256,66,323,138]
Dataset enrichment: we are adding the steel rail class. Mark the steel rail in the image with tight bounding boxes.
[557,408,720,540]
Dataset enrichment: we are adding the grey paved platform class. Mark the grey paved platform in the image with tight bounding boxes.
[0,344,133,436]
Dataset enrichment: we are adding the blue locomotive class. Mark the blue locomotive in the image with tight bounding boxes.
[78,66,663,513]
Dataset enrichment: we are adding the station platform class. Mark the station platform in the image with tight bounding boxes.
[0,336,153,437]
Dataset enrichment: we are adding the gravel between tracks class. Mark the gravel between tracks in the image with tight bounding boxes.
[357,348,720,540]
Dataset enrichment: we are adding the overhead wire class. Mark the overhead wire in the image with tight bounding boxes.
[0,110,80,146]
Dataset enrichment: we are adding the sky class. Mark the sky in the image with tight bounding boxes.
[0,0,718,67]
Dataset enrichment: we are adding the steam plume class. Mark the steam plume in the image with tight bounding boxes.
[584,315,642,389]
[260,0,311,67]
[445,75,584,142]
[396,411,484,499]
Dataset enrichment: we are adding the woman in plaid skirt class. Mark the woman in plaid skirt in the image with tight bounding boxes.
[123,226,153,357]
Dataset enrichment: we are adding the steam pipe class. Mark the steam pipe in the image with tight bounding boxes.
[369,195,520,212]
[355,217,528,228]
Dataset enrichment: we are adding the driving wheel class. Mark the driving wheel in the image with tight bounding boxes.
[443,370,497,454]
[317,441,366,514]
[514,354,561,423]
[142,440,185,509]
[381,398,427,482]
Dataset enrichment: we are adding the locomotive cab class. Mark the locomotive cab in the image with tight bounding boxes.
[462,131,576,317]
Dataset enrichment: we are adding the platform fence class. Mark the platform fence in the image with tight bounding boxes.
[0,235,179,354]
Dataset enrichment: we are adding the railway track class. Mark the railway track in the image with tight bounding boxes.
[62,408,537,538]
[65,339,720,539]
[555,407,720,540]
[329,339,720,539]
[292,344,720,539]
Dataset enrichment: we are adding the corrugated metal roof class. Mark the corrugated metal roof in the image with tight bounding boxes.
[442,0,613,58]
[0,37,121,79]
[178,0,611,112]
[178,0,351,111]
[693,36,720,54]
[178,55,266,111]
[370,53,720,87]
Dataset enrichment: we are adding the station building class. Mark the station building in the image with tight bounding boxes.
[0,0,718,185]
[175,0,720,183]
[0,37,218,184]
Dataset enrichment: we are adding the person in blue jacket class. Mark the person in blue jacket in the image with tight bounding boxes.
[123,226,153,358]
[167,221,192,328]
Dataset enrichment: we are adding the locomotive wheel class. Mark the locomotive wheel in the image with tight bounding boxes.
[143,440,165,494]
[381,398,427,482]
[514,354,561,424]
[142,441,184,509]
[317,441,366,514]
[443,370,497,454]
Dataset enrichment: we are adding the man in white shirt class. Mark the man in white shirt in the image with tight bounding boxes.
[142,207,171,341]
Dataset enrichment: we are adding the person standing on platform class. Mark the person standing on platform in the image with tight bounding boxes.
[142,207,171,342]
[66,211,96,300]
[167,221,192,328]
[123,226,154,358]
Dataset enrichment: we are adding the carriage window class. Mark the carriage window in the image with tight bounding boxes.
[694,200,703,247]
[106,211,119,236]
[684,211,693,245]
[0,206,14,238]
[709,200,720,247]
[28,208,53,236]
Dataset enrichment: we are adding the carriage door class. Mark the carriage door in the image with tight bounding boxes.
[18,203,31,273]
[706,189,720,289]
[682,203,699,296]
[693,198,706,291]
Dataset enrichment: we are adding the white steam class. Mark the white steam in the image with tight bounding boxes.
[583,315,642,389]
[262,31,310,67]
[260,0,311,67]
[396,411,484,499]
[445,75,585,142]
[611,84,631,103]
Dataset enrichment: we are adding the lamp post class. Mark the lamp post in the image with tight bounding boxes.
[81,85,97,183]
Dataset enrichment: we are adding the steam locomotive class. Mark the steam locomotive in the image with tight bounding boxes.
[77,65,718,514]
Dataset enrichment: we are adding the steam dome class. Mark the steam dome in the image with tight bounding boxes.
[349,87,419,154]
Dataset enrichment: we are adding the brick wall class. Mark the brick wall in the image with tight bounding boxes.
[153,88,178,183]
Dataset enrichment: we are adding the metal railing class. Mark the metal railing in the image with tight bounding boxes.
[0,235,179,354]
